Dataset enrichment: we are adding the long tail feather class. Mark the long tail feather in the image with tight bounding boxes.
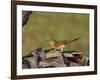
[68,37,81,44]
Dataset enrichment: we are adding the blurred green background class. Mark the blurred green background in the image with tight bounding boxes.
[22,11,89,56]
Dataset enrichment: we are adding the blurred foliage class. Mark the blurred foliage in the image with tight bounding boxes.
[22,11,89,56]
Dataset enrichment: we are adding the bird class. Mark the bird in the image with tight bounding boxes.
[48,37,81,52]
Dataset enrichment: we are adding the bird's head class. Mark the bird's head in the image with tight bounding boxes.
[48,39,57,45]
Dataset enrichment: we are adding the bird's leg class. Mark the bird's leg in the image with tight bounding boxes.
[60,48,64,53]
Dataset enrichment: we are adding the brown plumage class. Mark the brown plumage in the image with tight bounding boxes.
[48,37,81,52]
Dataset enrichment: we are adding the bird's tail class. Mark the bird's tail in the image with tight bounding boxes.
[67,37,81,44]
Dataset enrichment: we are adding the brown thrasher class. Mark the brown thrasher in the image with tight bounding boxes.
[48,37,81,52]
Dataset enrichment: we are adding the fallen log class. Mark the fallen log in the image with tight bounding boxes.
[22,48,89,68]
